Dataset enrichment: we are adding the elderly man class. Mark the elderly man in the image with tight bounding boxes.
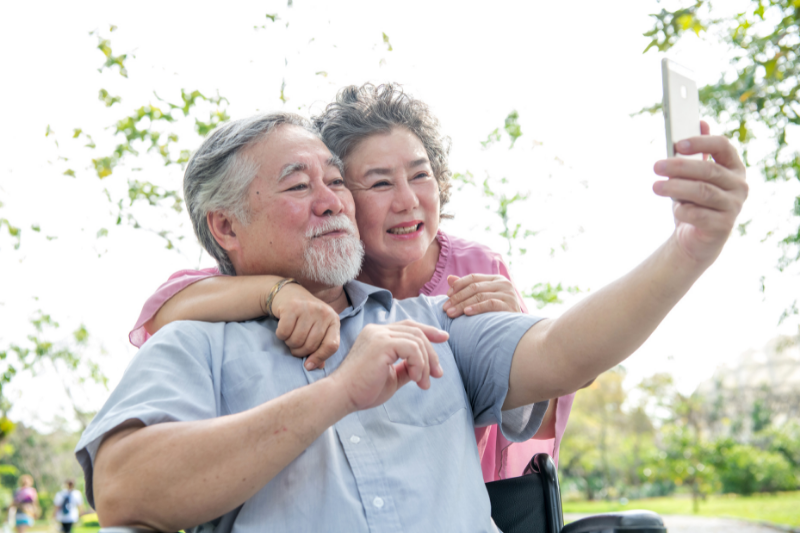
[76,111,747,533]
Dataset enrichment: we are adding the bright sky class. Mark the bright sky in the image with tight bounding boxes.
[1,0,798,429]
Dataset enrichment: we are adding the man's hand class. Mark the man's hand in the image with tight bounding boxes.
[270,283,341,370]
[653,121,748,266]
[442,274,522,318]
[330,320,448,413]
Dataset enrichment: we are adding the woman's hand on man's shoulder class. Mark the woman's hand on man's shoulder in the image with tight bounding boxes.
[441,274,522,318]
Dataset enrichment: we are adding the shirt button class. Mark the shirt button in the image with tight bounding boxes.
[350,435,361,444]
[372,497,384,509]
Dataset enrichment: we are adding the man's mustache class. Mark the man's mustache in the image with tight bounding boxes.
[306,215,357,239]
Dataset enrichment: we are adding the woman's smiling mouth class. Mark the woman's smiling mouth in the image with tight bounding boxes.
[387,222,423,235]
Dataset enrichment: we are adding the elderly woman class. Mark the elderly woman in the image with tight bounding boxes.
[129,83,574,481]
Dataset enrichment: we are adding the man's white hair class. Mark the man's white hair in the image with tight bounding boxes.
[183,112,323,275]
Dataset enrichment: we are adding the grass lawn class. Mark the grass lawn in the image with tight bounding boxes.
[28,520,100,533]
[563,491,800,527]
[26,492,800,531]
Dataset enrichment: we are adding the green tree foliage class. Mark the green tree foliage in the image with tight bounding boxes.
[750,385,773,433]
[641,372,800,504]
[560,369,800,504]
[50,30,231,251]
[524,282,582,310]
[644,0,800,267]
[645,421,717,512]
[454,112,581,308]
[0,201,22,251]
[560,368,661,500]
[0,312,106,432]
[711,438,798,494]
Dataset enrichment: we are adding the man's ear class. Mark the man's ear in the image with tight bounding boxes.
[207,211,241,254]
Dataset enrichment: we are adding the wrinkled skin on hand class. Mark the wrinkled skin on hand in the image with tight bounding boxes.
[653,121,748,266]
[329,320,448,413]
[270,283,341,370]
[442,274,522,318]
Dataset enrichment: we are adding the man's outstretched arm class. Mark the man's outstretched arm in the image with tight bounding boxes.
[503,131,748,409]
[92,321,446,532]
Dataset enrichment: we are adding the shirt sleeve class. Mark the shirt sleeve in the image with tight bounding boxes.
[129,267,223,348]
[439,308,549,443]
[53,492,63,507]
[76,321,222,508]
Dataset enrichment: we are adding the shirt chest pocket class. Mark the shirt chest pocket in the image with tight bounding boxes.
[382,344,467,426]
[221,352,308,415]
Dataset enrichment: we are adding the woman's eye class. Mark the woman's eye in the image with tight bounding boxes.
[372,181,391,188]
[331,178,345,186]
[413,172,430,180]
[288,183,308,191]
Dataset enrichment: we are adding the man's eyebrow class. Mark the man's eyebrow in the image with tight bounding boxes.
[278,162,307,182]
[327,155,344,175]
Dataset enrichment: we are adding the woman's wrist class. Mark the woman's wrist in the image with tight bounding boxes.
[264,278,300,318]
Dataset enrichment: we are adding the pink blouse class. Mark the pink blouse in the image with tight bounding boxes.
[129,231,573,481]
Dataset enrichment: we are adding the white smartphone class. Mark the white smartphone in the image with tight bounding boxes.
[661,58,701,159]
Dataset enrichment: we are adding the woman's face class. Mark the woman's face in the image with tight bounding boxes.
[345,127,440,271]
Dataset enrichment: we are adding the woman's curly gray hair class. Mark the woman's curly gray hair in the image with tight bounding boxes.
[314,83,453,217]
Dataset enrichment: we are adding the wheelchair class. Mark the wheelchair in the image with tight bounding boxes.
[485,453,665,533]
[99,453,665,533]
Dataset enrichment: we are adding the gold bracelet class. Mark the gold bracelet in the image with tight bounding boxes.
[265,278,299,318]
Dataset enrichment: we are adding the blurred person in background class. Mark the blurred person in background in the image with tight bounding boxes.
[10,475,38,533]
[53,479,83,533]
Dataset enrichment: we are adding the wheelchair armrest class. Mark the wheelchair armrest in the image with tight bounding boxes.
[562,510,666,533]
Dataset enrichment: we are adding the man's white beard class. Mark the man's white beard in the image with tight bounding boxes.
[302,216,365,287]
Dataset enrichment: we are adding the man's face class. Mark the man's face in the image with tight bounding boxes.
[228,125,361,290]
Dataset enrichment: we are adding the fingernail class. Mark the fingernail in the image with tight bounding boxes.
[465,306,473,314]
[442,301,451,310]
[653,181,664,193]
[437,363,444,375]
[677,140,691,151]
[654,161,666,173]
[447,308,457,316]
[305,361,316,371]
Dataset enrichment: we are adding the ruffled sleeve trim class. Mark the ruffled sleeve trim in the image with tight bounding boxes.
[420,230,450,296]
[128,267,222,348]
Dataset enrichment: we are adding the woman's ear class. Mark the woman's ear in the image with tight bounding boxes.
[207,211,240,253]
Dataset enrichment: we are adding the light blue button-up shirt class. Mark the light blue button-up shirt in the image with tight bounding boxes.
[77,281,547,533]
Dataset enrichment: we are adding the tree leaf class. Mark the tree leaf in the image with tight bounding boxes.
[504,110,522,148]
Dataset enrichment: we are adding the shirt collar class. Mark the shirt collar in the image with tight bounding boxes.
[344,280,394,312]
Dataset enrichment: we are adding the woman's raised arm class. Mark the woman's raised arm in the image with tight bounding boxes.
[147,275,280,333]
[138,273,341,369]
